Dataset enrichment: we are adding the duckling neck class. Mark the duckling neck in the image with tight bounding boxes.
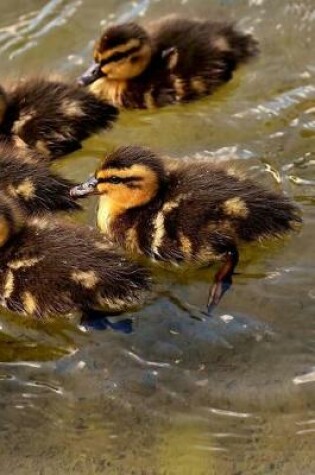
[89,78,127,108]
[97,188,164,237]
[97,196,125,236]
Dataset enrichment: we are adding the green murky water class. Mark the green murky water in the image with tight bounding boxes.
[0,0,314,474]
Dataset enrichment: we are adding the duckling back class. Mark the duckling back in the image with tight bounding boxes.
[1,78,118,159]
[150,17,259,101]
[163,163,300,245]
[0,194,150,318]
[0,143,80,214]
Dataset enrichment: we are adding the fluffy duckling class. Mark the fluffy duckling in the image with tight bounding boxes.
[0,193,150,320]
[0,78,118,159]
[0,143,80,214]
[78,16,258,108]
[71,146,301,311]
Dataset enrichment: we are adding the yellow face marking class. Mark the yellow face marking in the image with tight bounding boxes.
[223,197,249,219]
[97,39,141,61]
[60,99,85,117]
[71,270,99,289]
[97,197,114,236]
[8,257,42,270]
[22,291,37,315]
[99,43,151,80]
[97,164,151,181]
[96,164,159,219]
[3,270,14,300]
[14,178,35,201]
[0,217,10,247]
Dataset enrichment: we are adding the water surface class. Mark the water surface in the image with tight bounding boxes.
[0,0,314,473]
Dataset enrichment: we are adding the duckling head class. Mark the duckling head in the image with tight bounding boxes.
[0,85,7,125]
[0,195,24,247]
[71,145,165,212]
[79,23,152,85]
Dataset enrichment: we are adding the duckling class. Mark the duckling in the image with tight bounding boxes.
[0,78,118,159]
[78,16,258,108]
[70,146,301,312]
[0,193,150,320]
[0,142,80,214]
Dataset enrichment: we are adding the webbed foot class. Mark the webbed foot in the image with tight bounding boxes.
[207,248,239,314]
[81,309,133,333]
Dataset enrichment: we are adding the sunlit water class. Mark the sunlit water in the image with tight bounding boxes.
[0,0,314,473]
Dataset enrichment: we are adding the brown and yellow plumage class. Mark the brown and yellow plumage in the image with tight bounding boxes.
[0,143,80,215]
[0,193,150,319]
[0,78,118,159]
[79,16,259,108]
[71,146,301,310]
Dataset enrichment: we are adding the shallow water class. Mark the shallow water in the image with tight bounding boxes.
[0,0,314,473]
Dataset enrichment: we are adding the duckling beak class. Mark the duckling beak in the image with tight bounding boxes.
[70,177,99,198]
[77,62,104,86]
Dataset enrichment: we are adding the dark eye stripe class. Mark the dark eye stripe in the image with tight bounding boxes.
[100,45,141,66]
[98,175,143,184]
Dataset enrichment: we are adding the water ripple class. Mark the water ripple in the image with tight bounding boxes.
[123,349,172,368]
[0,0,82,60]
[293,368,315,385]
[234,84,315,120]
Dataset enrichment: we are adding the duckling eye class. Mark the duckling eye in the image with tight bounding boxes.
[107,176,122,184]
[130,55,140,64]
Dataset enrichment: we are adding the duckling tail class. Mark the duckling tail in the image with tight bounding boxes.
[240,192,302,242]
[225,26,259,63]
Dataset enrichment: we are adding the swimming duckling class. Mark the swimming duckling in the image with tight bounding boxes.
[0,143,80,214]
[0,78,118,159]
[0,193,150,320]
[79,16,258,108]
[71,146,301,311]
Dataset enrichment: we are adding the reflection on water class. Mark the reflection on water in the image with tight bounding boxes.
[0,0,314,473]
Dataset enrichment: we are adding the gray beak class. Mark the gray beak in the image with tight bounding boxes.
[77,62,104,86]
[70,177,99,198]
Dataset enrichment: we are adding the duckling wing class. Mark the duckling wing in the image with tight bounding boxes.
[168,162,300,244]
[5,79,118,159]
[0,143,80,214]
[148,17,258,97]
